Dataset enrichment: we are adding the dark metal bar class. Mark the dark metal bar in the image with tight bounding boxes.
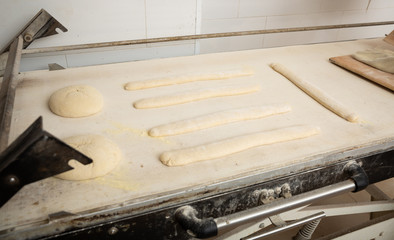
[0,36,23,152]
[22,21,394,54]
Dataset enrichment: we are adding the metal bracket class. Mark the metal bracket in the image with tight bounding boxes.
[0,36,23,152]
[0,117,92,207]
[48,63,66,71]
[0,9,67,55]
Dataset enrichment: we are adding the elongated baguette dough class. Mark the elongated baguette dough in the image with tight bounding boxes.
[124,68,254,90]
[149,103,291,137]
[270,63,359,123]
[160,125,320,166]
[134,84,260,109]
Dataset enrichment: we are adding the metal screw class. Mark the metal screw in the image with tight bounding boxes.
[108,226,119,235]
[5,175,19,186]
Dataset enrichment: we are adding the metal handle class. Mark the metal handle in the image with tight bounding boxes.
[175,162,368,238]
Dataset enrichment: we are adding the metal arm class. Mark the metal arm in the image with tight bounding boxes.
[175,162,369,238]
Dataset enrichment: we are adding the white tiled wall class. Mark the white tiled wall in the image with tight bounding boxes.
[0,0,393,71]
[199,0,394,52]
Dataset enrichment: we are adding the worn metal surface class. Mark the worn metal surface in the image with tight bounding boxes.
[0,36,23,152]
[0,9,67,55]
[22,21,394,55]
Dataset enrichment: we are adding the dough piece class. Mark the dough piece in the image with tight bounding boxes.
[134,84,260,109]
[270,63,359,123]
[149,103,291,137]
[160,125,320,166]
[49,85,103,118]
[124,68,254,90]
[352,49,394,74]
[56,135,122,180]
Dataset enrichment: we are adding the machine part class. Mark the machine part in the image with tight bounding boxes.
[0,36,23,152]
[175,205,218,238]
[0,9,67,55]
[0,10,67,149]
[281,183,292,198]
[316,212,394,240]
[241,212,325,240]
[107,227,119,235]
[0,117,92,207]
[21,21,394,55]
[48,63,65,71]
[214,163,368,235]
[176,180,355,238]
[268,215,286,227]
[260,189,275,204]
[260,184,293,228]
[1,150,390,240]
[294,218,322,240]
[178,180,355,237]
[176,161,368,238]
[259,183,292,205]
[344,161,369,192]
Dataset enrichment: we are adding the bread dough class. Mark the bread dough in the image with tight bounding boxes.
[49,85,103,118]
[270,63,359,123]
[352,49,394,74]
[134,84,260,109]
[56,135,122,180]
[149,103,291,137]
[160,125,320,166]
[124,68,254,90]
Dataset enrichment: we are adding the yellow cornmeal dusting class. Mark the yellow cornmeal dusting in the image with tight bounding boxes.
[105,121,148,136]
[93,176,140,192]
[105,121,173,144]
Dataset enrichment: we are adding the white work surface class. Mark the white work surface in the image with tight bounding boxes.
[1,38,394,230]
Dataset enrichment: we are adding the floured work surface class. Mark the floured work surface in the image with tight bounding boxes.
[1,38,394,231]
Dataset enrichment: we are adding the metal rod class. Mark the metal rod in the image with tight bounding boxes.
[0,36,23,152]
[215,180,355,234]
[241,212,326,240]
[22,21,394,55]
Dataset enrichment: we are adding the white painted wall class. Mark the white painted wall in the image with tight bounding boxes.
[0,0,393,71]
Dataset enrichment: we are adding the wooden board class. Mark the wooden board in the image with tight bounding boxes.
[329,55,394,91]
[384,30,394,46]
[1,38,394,231]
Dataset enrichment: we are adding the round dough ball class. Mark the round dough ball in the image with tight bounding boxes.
[56,135,122,181]
[49,85,103,118]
